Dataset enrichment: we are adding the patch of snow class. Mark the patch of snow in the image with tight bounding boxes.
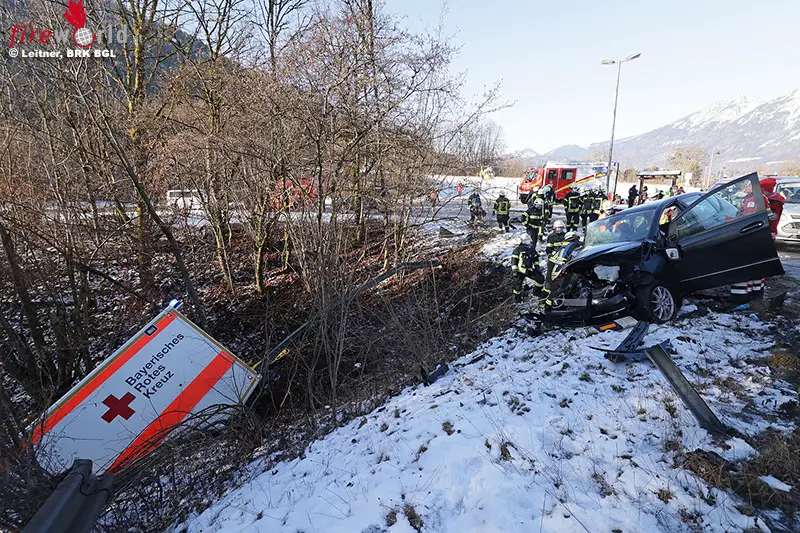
[759,475,792,492]
[726,157,762,163]
[718,437,757,461]
[671,96,763,132]
[182,308,790,533]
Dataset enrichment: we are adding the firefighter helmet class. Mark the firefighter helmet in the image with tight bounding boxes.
[533,197,544,208]
[553,219,566,231]
[564,231,580,242]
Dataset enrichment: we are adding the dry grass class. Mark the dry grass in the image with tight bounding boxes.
[681,429,800,527]
[403,503,423,531]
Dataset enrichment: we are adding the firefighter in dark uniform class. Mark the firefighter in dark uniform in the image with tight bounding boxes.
[543,230,581,312]
[521,197,546,243]
[580,188,594,230]
[590,188,603,223]
[493,193,511,232]
[542,185,555,224]
[563,187,582,231]
[545,219,568,259]
[511,241,544,302]
[468,190,483,224]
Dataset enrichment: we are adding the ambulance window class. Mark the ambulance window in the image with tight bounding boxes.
[562,169,575,182]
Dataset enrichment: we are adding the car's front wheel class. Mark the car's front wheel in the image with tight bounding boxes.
[635,281,680,323]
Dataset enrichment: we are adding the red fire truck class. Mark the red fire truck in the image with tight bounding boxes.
[518,161,617,203]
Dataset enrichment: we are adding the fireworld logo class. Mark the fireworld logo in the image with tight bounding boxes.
[64,0,95,48]
[8,0,128,59]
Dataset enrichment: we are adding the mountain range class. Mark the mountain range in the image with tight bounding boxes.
[514,89,800,171]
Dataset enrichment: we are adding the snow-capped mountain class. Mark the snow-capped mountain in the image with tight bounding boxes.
[588,90,800,168]
[542,144,590,159]
[510,147,540,159]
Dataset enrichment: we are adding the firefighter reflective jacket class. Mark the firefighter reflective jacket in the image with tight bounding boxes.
[546,230,569,258]
[511,244,536,274]
[493,197,511,215]
[592,194,603,214]
[564,191,582,213]
[521,205,545,228]
[581,194,594,213]
[469,193,481,207]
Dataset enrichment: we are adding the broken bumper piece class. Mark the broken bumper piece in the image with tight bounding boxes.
[537,293,630,326]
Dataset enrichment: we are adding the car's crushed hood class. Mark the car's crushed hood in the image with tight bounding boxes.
[566,241,646,268]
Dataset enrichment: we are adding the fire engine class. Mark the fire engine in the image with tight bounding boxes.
[518,161,618,203]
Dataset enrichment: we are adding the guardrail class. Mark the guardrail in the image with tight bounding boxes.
[23,459,114,533]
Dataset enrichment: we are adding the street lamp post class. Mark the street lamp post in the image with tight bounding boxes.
[705,149,721,190]
[601,53,641,198]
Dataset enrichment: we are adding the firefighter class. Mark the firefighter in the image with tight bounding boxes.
[590,188,603,222]
[535,187,550,226]
[543,230,581,311]
[468,190,483,225]
[563,187,582,231]
[627,184,638,207]
[545,219,568,258]
[580,188,594,230]
[528,186,541,206]
[521,197,546,243]
[542,185,555,223]
[493,193,511,232]
[511,241,544,302]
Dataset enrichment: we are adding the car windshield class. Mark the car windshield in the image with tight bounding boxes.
[584,209,655,246]
[776,182,800,204]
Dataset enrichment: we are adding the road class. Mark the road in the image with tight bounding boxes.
[778,244,800,279]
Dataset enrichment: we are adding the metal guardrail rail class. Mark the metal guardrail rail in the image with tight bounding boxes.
[644,342,730,437]
[23,459,114,533]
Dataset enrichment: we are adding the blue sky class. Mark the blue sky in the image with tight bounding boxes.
[384,0,800,153]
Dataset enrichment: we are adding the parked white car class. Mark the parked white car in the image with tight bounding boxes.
[166,189,206,212]
[774,179,800,244]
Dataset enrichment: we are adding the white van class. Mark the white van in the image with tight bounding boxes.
[166,189,206,212]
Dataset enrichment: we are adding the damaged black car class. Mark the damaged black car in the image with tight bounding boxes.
[544,173,784,324]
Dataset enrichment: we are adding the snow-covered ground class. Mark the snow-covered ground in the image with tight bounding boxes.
[176,224,796,533]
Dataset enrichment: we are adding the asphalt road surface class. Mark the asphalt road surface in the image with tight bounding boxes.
[778,244,800,280]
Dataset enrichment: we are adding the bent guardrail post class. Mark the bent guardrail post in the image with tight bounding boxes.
[644,342,730,438]
[23,459,114,533]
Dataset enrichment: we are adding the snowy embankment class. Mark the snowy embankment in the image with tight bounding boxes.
[179,230,793,533]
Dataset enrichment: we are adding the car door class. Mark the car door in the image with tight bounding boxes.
[667,173,783,293]
[557,168,576,198]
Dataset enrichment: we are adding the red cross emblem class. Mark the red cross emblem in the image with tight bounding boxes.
[101,392,136,423]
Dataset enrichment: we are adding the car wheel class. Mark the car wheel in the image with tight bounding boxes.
[635,282,680,324]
